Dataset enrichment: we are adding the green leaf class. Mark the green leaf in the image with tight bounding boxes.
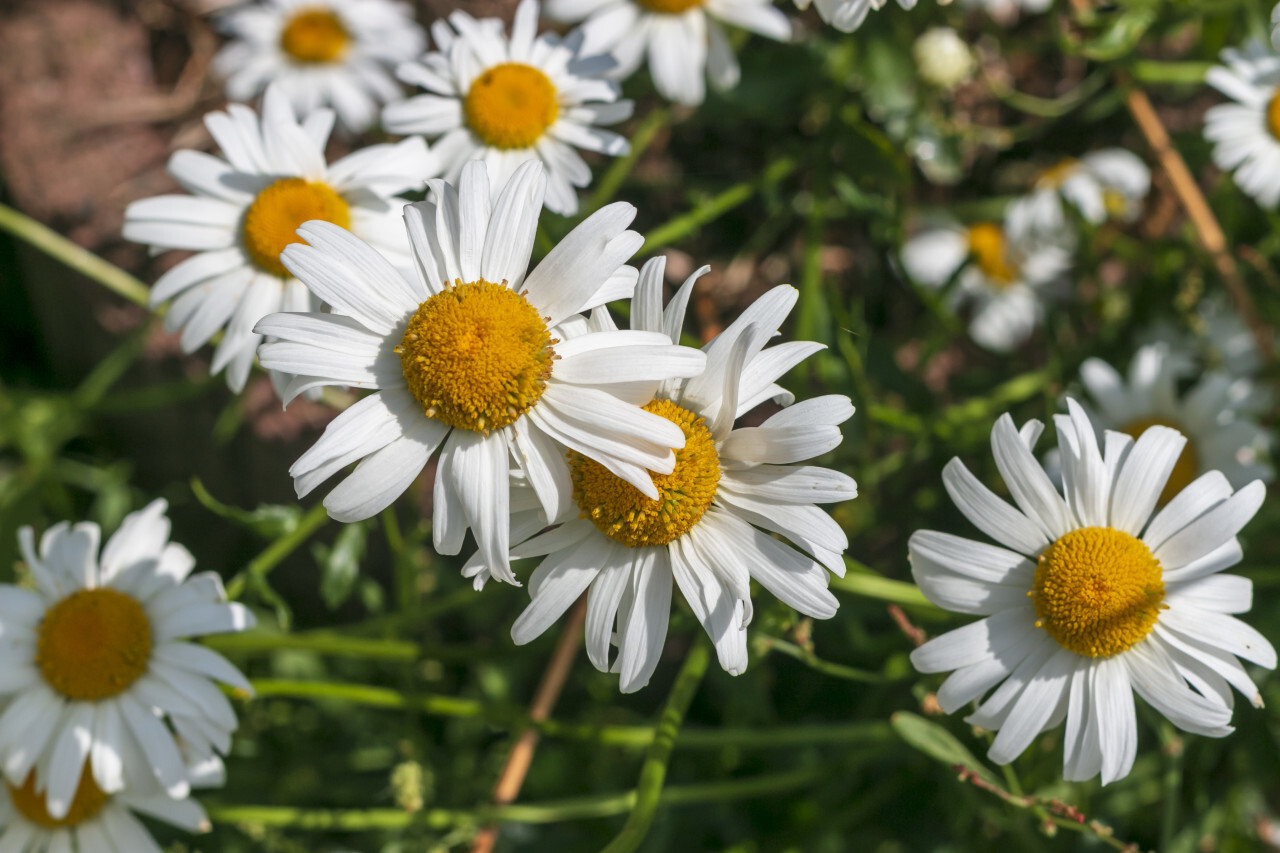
[191,478,303,539]
[1081,7,1157,62]
[315,520,369,610]
[891,712,1002,788]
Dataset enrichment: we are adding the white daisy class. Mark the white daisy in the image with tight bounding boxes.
[0,501,255,818]
[910,400,1273,784]
[959,0,1051,17]
[0,753,223,853]
[505,258,855,692]
[1006,148,1151,237]
[383,0,632,217]
[545,0,791,107]
[793,0,915,34]
[900,218,1071,352]
[1141,295,1268,383]
[1077,343,1273,501]
[254,160,707,584]
[1204,39,1280,208]
[123,85,434,393]
[913,26,975,90]
[212,0,425,134]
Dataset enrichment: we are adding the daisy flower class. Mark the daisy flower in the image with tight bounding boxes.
[1077,343,1273,502]
[255,161,707,584]
[0,754,222,853]
[900,218,1071,352]
[793,0,915,34]
[1204,40,1280,208]
[959,0,1051,17]
[506,258,855,692]
[910,400,1273,784]
[123,85,433,393]
[1007,149,1150,236]
[1141,295,1268,384]
[545,0,791,107]
[212,0,424,134]
[384,0,632,217]
[0,501,254,818]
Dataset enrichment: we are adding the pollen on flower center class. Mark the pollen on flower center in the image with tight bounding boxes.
[637,0,705,13]
[1268,89,1280,141]
[966,222,1019,287]
[396,280,555,433]
[242,178,350,277]
[569,399,721,548]
[464,63,559,150]
[281,8,350,64]
[1031,526,1165,658]
[37,588,152,701]
[1120,416,1198,504]
[8,766,109,829]
[1038,157,1080,190]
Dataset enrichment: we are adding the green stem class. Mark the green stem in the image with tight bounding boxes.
[205,632,422,661]
[1159,723,1183,850]
[0,202,150,307]
[582,107,670,216]
[638,158,797,256]
[601,636,710,853]
[757,634,889,683]
[225,503,330,600]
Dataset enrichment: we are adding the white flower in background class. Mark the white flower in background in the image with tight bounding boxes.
[1007,149,1151,236]
[0,754,222,853]
[793,0,915,34]
[384,0,632,216]
[1204,40,1280,208]
[1141,295,1269,385]
[506,259,855,692]
[914,27,975,90]
[0,501,254,818]
[959,0,1051,18]
[1077,343,1273,502]
[212,0,424,133]
[911,401,1273,784]
[255,161,706,584]
[900,218,1071,352]
[545,0,791,107]
[123,86,433,393]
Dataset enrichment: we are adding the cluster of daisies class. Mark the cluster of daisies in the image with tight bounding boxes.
[14,0,1280,844]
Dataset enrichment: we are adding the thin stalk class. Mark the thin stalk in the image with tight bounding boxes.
[582,107,670,216]
[225,503,330,600]
[1160,723,1184,850]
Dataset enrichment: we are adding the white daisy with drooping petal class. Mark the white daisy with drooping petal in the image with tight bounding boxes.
[545,0,791,107]
[0,501,255,819]
[0,754,222,853]
[384,0,632,216]
[1204,40,1280,208]
[1076,343,1273,501]
[123,85,434,393]
[255,160,707,584]
[792,0,915,34]
[910,400,1273,784]
[1006,149,1150,236]
[504,258,856,692]
[900,218,1071,352]
[212,0,424,133]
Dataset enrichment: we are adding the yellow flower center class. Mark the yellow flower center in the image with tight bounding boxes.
[1119,417,1198,505]
[396,280,555,434]
[280,8,350,64]
[241,178,350,278]
[569,399,721,548]
[1037,157,1080,190]
[966,222,1018,287]
[1032,527,1165,658]
[1102,188,1128,218]
[37,588,152,701]
[464,63,560,150]
[8,766,109,829]
[1268,88,1280,141]
[637,0,705,12]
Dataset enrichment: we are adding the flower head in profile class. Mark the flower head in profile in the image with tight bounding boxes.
[913,26,975,90]
[1007,149,1151,236]
[793,0,915,34]
[384,0,632,216]
[0,501,254,818]
[910,401,1273,784]
[123,86,434,393]
[1077,343,1273,502]
[545,0,791,106]
[256,161,706,585]
[213,0,424,133]
[504,258,856,692]
[900,217,1071,352]
[1204,40,1280,208]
